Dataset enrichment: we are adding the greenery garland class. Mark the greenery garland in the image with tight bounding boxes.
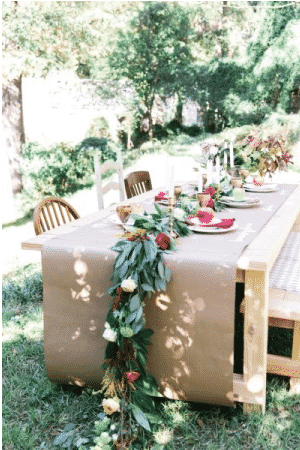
[93,204,191,450]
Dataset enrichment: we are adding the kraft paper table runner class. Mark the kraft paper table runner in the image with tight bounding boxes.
[41,184,297,406]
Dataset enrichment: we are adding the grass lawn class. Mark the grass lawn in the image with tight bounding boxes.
[2,265,300,449]
[3,121,300,450]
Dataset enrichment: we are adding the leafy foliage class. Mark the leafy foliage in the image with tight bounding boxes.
[19,139,122,207]
[109,2,194,136]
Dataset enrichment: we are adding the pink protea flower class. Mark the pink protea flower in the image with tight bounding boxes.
[205,187,216,197]
[126,372,140,383]
[156,233,171,250]
[206,197,214,209]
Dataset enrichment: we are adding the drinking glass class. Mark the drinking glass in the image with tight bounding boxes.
[116,205,132,224]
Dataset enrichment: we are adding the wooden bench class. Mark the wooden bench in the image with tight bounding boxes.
[240,212,300,393]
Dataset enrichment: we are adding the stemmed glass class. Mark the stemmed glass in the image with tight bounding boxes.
[174,185,182,203]
[116,205,132,224]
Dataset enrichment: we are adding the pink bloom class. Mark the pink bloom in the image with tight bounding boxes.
[126,372,140,383]
[282,152,293,164]
[156,233,171,250]
[196,210,214,224]
[205,187,216,197]
[206,198,214,209]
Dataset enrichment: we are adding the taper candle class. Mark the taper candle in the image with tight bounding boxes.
[230,141,234,168]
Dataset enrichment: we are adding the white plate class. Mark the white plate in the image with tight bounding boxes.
[156,199,181,207]
[189,223,238,234]
[244,183,277,193]
[109,215,135,226]
[220,197,260,208]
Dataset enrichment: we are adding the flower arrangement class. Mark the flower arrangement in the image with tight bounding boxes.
[94,204,191,450]
[235,132,293,177]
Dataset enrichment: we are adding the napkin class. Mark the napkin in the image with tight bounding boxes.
[155,191,168,201]
[187,216,235,229]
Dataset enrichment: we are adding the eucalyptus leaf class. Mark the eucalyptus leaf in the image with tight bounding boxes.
[75,437,89,447]
[157,261,164,278]
[130,294,140,311]
[164,267,172,282]
[125,310,138,324]
[135,305,143,322]
[54,432,70,446]
[119,260,129,278]
[63,424,76,432]
[131,405,151,431]
[141,283,153,292]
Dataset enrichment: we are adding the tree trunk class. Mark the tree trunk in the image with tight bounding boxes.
[2,76,25,194]
[174,92,183,124]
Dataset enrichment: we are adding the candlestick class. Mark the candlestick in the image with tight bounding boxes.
[198,166,203,193]
[224,153,228,167]
[216,156,220,185]
[230,142,234,168]
[168,163,175,197]
[207,160,213,185]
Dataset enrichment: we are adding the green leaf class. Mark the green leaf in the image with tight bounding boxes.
[157,260,164,278]
[151,445,165,450]
[135,305,143,322]
[144,239,157,262]
[164,267,172,282]
[63,424,76,432]
[125,310,137,324]
[104,342,118,359]
[136,328,154,340]
[131,405,151,431]
[130,294,140,311]
[141,283,153,292]
[54,432,70,445]
[62,437,73,448]
[75,437,89,447]
[119,260,129,278]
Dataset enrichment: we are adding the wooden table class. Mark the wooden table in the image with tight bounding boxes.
[22,185,300,413]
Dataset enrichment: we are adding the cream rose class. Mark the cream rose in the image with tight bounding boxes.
[121,277,137,292]
[173,208,185,221]
[102,398,120,415]
[102,323,117,342]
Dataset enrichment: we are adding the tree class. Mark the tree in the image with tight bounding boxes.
[2,1,82,193]
[245,1,300,110]
[108,1,194,139]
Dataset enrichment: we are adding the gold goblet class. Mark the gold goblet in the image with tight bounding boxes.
[174,185,182,203]
[116,205,132,224]
[197,192,211,207]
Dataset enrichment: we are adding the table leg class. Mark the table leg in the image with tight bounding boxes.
[290,321,300,393]
[243,270,269,414]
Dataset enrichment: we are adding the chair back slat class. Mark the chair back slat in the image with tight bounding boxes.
[94,151,126,210]
[51,202,61,227]
[57,202,67,224]
[33,197,80,235]
[45,203,56,229]
[124,171,152,199]
[41,208,51,231]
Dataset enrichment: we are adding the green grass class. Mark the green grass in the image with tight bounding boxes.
[3,266,300,450]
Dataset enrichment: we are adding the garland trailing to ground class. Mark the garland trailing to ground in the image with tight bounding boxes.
[93,204,191,450]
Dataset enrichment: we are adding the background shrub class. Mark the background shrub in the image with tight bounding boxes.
[20,139,123,209]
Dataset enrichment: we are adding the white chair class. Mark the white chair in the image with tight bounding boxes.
[93,150,126,210]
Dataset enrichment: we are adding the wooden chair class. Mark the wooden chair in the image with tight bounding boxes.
[240,212,300,392]
[33,197,80,236]
[94,151,126,209]
[124,171,153,199]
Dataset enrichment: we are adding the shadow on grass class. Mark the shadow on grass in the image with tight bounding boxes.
[2,208,34,229]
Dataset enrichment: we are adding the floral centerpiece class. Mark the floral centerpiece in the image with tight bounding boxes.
[235,132,293,178]
[91,204,191,450]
